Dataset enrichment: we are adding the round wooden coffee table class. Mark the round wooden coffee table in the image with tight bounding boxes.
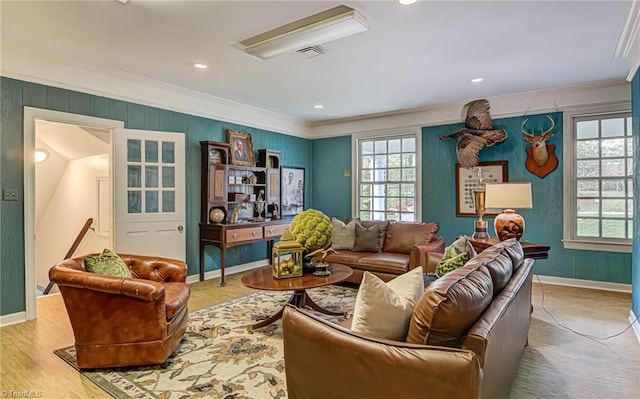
[241,263,353,332]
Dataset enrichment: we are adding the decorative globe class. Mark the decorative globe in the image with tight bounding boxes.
[289,209,332,252]
[209,208,225,223]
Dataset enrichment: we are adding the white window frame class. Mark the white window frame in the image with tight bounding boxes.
[562,102,633,253]
[351,128,422,221]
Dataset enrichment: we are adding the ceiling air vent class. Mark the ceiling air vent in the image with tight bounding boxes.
[295,45,328,59]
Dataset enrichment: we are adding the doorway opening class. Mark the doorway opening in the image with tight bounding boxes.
[24,107,124,320]
[35,120,112,295]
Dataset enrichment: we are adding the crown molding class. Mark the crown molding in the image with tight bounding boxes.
[616,0,640,81]
[0,43,312,138]
[309,79,631,138]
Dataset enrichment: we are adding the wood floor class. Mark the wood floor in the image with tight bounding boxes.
[0,273,637,398]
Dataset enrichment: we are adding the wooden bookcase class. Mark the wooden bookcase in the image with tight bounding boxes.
[198,141,290,285]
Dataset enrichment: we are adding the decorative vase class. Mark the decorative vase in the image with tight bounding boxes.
[494,209,525,241]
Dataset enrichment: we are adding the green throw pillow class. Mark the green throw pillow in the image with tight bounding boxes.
[84,249,132,278]
[435,251,470,277]
[434,236,477,278]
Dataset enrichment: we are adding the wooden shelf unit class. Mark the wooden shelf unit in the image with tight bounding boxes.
[199,141,289,285]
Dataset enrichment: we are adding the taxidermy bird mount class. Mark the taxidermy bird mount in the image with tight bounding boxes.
[440,99,508,169]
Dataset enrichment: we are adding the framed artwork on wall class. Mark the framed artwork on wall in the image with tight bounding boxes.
[227,129,255,166]
[456,161,508,217]
[281,166,305,217]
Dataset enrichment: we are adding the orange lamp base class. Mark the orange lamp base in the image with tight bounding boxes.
[494,209,525,241]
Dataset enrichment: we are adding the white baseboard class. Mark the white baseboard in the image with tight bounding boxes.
[186,259,270,284]
[534,274,632,293]
[0,311,27,327]
[630,310,640,344]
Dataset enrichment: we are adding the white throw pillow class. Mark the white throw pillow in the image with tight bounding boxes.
[331,217,358,250]
[350,266,424,341]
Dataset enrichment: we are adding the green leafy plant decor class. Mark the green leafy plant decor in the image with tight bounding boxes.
[289,209,332,252]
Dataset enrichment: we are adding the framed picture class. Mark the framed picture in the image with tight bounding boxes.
[456,161,508,217]
[227,129,255,166]
[281,166,304,217]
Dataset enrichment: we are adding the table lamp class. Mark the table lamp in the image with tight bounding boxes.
[484,182,533,241]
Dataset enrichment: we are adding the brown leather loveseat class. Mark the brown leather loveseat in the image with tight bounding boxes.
[283,239,533,399]
[49,253,190,369]
[325,220,446,284]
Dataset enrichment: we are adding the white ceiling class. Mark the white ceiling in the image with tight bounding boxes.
[1,0,632,124]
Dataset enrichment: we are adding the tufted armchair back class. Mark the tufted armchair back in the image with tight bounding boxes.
[49,253,190,369]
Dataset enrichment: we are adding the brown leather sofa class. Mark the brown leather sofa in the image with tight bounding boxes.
[283,239,533,399]
[49,253,190,369]
[325,220,446,284]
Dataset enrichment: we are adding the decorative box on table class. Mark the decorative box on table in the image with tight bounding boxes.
[272,230,303,279]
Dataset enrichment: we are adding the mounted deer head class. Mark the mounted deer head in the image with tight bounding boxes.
[522,115,555,166]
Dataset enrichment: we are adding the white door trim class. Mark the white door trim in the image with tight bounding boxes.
[23,107,124,321]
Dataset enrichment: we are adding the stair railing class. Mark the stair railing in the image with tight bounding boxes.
[42,217,94,295]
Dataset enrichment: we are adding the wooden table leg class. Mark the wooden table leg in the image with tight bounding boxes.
[299,290,347,317]
[247,292,297,332]
[199,242,205,282]
[220,248,226,287]
[246,289,347,333]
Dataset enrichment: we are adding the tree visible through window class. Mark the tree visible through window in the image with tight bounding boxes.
[573,112,633,241]
[357,136,417,221]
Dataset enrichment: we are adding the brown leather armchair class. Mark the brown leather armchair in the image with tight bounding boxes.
[49,253,190,369]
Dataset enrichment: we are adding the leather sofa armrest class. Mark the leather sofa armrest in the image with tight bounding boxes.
[50,265,164,301]
[425,252,444,274]
[283,306,482,399]
[409,237,446,272]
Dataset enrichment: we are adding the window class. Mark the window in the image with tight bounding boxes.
[354,132,420,221]
[563,104,633,252]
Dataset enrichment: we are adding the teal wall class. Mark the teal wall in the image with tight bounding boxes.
[311,136,352,221]
[311,112,633,284]
[0,77,312,316]
[631,70,640,320]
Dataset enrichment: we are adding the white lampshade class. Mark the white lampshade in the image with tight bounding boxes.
[484,183,533,210]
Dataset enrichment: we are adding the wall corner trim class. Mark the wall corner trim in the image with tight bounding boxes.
[629,310,640,344]
[534,274,632,293]
[0,311,27,327]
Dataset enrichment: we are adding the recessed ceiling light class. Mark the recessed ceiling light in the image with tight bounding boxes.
[192,63,208,70]
[314,104,324,109]
[471,77,484,83]
[35,149,49,163]
[399,0,417,5]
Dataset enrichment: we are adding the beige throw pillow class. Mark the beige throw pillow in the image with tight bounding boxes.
[331,217,358,250]
[351,266,425,341]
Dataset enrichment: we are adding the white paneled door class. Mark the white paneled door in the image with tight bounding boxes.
[114,129,186,261]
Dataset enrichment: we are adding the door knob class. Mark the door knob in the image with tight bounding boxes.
[178,225,184,232]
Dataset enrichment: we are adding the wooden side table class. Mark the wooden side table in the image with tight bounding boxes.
[467,237,550,259]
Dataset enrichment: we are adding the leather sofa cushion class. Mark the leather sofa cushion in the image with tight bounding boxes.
[406,260,493,347]
[383,222,439,254]
[325,250,368,266]
[495,238,525,271]
[356,252,410,275]
[480,253,513,296]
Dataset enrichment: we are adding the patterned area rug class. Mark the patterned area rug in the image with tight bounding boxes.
[54,285,357,399]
